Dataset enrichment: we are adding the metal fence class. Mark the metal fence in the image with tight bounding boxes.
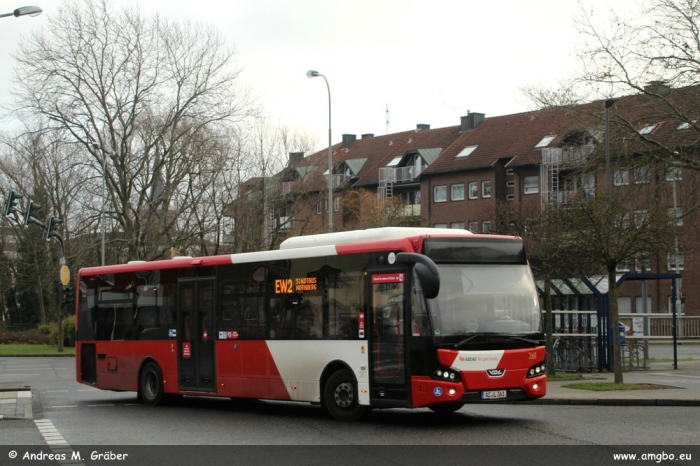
[551,310,699,372]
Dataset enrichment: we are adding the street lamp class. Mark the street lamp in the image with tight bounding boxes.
[0,6,42,18]
[92,144,106,266]
[307,69,333,232]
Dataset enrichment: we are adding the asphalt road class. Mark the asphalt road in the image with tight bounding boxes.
[1,355,699,448]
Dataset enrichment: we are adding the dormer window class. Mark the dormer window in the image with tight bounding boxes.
[638,123,658,135]
[386,156,402,167]
[455,145,478,158]
[534,135,556,148]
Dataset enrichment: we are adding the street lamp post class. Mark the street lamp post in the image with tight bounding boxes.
[307,70,333,232]
[0,6,42,18]
[604,98,619,195]
[92,144,106,266]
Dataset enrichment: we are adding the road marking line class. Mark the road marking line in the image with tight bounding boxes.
[33,419,85,466]
[45,390,70,393]
[87,404,115,407]
[51,405,78,408]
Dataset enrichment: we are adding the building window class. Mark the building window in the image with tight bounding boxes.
[668,207,683,226]
[482,181,491,198]
[433,223,447,228]
[506,168,514,176]
[667,253,684,271]
[634,209,648,228]
[468,182,478,199]
[666,166,682,181]
[402,190,421,205]
[451,184,464,201]
[616,260,630,272]
[506,194,514,201]
[434,185,447,203]
[468,221,479,233]
[334,196,340,212]
[613,169,629,186]
[451,222,465,229]
[455,145,478,159]
[635,254,651,272]
[482,221,492,234]
[534,135,556,148]
[634,165,650,184]
[316,200,322,214]
[638,123,658,135]
[523,176,539,194]
[506,181,514,188]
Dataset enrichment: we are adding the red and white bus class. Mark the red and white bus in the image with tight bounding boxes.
[75,227,546,420]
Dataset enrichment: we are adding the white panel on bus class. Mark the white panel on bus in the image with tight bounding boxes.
[266,340,370,404]
[280,227,471,250]
[230,245,338,264]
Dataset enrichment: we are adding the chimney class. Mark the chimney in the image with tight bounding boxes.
[460,112,485,131]
[342,134,356,148]
[361,133,374,139]
[288,152,304,166]
[416,124,430,131]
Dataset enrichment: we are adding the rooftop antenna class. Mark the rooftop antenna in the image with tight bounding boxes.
[385,104,390,134]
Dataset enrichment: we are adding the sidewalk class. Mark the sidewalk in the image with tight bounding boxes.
[0,387,32,420]
[527,359,700,406]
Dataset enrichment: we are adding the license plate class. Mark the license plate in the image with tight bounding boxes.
[481,390,507,400]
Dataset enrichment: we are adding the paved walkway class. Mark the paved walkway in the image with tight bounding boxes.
[534,359,700,406]
[0,387,32,420]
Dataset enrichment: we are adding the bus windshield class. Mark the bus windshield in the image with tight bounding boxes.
[427,264,541,338]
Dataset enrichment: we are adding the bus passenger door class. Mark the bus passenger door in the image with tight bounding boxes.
[177,278,216,393]
[368,271,410,406]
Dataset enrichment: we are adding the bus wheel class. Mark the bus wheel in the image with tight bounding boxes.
[140,362,165,406]
[324,369,366,421]
[428,402,464,414]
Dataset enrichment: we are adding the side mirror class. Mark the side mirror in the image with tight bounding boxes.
[395,252,440,299]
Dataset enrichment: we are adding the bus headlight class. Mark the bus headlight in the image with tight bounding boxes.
[433,368,461,382]
[527,361,546,378]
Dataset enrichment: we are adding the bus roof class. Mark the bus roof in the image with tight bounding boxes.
[279,227,471,250]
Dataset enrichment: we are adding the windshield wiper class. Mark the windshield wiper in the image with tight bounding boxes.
[453,332,540,349]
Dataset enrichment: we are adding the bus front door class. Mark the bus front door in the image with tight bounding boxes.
[368,271,410,406]
[177,278,216,393]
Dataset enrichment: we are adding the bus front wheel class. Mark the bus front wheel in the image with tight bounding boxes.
[323,370,367,421]
[140,362,165,406]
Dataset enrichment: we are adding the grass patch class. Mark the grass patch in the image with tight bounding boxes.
[646,357,693,363]
[561,382,665,391]
[0,344,75,356]
[547,373,584,381]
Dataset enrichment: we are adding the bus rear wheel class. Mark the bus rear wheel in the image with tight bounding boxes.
[428,402,464,414]
[324,369,367,421]
[140,362,165,406]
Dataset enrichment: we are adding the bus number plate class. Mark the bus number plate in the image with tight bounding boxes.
[481,390,506,400]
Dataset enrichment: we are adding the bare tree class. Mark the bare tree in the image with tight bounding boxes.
[10,0,253,261]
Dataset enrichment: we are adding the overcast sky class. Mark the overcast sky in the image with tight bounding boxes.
[0,0,632,151]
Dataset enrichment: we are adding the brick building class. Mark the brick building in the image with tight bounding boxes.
[238,85,700,317]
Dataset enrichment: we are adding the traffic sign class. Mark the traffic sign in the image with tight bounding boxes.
[60,265,70,285]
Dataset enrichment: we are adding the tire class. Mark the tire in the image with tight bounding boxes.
[323,369,367,421]
[139,362,165,406]
[428,402,464,414]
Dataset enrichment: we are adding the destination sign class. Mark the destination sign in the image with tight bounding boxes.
[274,277,318,294]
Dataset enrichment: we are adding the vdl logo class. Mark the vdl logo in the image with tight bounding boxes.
[486,369,506,377]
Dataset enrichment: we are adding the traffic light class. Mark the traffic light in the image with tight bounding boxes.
[23,200,42,226]
[3,190,23,218]
[61,285,74,308]
[45,215,62,241]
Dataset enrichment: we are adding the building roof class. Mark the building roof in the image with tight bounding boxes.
[287,84,700,191]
